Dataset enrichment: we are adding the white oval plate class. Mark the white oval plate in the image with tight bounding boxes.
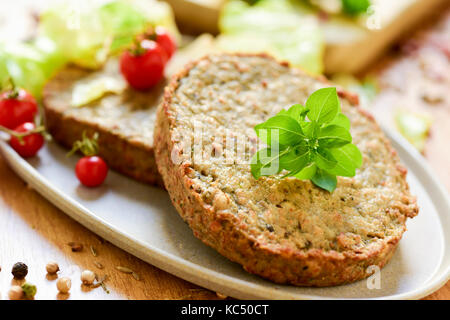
[0,127,449,300]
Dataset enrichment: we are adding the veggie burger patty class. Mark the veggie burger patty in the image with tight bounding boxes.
[155,53,418,286]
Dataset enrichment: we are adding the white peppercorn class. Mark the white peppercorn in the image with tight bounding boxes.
[9,286,23,300]
[81,270,95,285]
[57,277,71,293]
[46,262,60,274]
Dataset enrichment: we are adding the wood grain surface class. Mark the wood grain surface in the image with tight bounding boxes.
[0,0,448,302]
[0,155,224,300]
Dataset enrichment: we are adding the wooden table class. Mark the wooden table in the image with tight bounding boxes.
[0,154,224,300]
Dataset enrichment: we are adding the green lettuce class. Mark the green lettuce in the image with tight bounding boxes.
[0,37,66,98]
[0,0,179,99]
[39,0,180,69]
[218,0,324,74]
[395,110,432,152]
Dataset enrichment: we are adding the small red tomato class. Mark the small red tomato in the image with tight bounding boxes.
[120,40,166,90]
[9,122,44,158]
[155,26,176,59]
[75,156,108,187]
[0,89,38,129]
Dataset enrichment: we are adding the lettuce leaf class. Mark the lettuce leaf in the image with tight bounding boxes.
[395,110,432,152]
[0,37,66,98]
[39,0,180,69]
[218,0,324,74]
[0,0,179,99]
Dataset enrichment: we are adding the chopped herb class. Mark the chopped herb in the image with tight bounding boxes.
[115,266,133,274]
[95,273,110,294]
[131,272,140,281]
[251,87,362,192]
[90,245,98,257]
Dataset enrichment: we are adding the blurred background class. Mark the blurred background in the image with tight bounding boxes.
[0,0,449,187]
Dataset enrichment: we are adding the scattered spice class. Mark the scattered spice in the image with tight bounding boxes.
[68,242,83,252]
[132,272,140,281]
[115,266,133,274]
[95,274,110,294]
[90,245,98,257]
[216,292,228,299]
[91,282,102,289]
[9,286,23,300]
[46,262,60,274]
[22,283,37,299]
[57,277,71,294]
[115,266,140,281]
[81,270,96,285]
[93,261,104,269]
[11,262,28,279]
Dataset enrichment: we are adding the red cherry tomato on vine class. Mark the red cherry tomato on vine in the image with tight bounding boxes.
[0,89,38,129]
[120,40,166,91]
[75,156,108,187]
[9,122,44,158]
[155,26,176,59]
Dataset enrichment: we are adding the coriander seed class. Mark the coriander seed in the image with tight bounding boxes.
[9,286,23,300]
[11,262,28,279]
[57,277,71,293]
[46,262,60,274]
[81,270,95,285]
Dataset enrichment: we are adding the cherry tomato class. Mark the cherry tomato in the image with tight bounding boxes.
[75,156,108,187]
[9,122,44,158]
[155,26,176,59]
[120,40,166,90]
[0,89,38,129]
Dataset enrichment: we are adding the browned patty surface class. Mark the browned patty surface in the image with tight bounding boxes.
[43,59,164,185]
[154,53,418,286]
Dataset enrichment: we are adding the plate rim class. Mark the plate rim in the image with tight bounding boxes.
[0,127,449,300]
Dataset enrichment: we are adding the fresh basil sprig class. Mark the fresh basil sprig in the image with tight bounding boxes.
[250,87,362,192]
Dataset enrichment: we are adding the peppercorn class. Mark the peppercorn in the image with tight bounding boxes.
[11,262,28,279]
[68,242,83,252]
[9,286,23,300]
[21,283,37,299]
[46,262,60,274]
[57,277,71,293]
[81,270,95,285]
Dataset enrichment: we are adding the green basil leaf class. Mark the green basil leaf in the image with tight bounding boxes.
[255,115,305,146]
[251,147,290,179]
[278,104,299,118]
[278,104,309,121]
[315,148,337,170]
[293,163,317,180]
[279,145,310,172]
[306,87,339,124]
[318,124,352,148]
[311,169,337,192]
[329,113,351,130]
[301,121,318,138]
[327,143,363,177]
